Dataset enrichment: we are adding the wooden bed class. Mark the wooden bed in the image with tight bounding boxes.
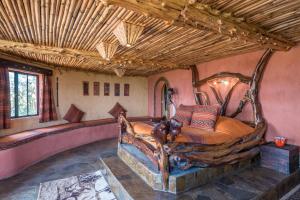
[118,48,273,191]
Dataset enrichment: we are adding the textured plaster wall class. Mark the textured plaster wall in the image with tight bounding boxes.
[2,70,148,135]
[148,45,300,145]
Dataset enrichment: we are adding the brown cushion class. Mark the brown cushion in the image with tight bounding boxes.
[175,126,232,145]
[82,118,116,127]
[173,109,193,126]
[131,122,153,135]
[63,104,85,123]
[190,105,219,131]
[215,116,254,138]
[108,102,127,119]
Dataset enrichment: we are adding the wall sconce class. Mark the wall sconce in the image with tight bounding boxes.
[207,77,239,102]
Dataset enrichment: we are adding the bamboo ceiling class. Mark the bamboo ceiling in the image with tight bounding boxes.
[0,0,299,76]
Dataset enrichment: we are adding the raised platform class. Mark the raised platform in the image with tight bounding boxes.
[117,143,256,194]
[99,154,300,200]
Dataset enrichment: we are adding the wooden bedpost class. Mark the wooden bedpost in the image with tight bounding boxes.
[230,48,273,125]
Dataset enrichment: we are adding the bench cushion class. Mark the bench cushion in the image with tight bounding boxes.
[0,123,83,150]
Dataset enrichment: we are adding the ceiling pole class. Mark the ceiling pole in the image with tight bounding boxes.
[102,0,294,51]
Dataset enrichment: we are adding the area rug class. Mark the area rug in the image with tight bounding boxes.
[280,184,300,200]
[37,170,116,200]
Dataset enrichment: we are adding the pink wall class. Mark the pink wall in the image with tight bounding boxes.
[0,124,118,180]
[148,46,300,145]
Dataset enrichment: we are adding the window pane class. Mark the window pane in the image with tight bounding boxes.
[9,72,15,117]
[28,75,37,115]
[18,74,28,116]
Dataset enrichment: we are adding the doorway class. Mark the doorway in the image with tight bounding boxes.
[153,77,170,118]
[161,84,168,117]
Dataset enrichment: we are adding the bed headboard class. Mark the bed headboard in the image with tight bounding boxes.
[191,48,273,126]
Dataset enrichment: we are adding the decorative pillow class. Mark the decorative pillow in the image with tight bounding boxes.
[174,109,193,126]
[63,104,85,123]
[178,104,194,112]
[108,102,127,119]
[179,104,220,114]
[190,105,219,131]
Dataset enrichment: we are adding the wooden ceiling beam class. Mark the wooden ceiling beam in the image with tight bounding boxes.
[0,51,126,76]
[101,0,295,51]
[0,39,180,70]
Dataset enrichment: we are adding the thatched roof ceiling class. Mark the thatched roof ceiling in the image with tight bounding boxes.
[0,0,299,76]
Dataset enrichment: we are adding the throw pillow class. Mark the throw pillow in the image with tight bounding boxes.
[63,104,85,123]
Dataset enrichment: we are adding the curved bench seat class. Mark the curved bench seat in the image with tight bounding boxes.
[0,116,152,180]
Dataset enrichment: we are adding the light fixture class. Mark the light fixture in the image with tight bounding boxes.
[114,68,126,77]
[96,42,119,60]
[113,21,144,47]
[207,77,239,102]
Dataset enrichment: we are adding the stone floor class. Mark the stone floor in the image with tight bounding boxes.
[101,155,300,200]
[0,138,299,200]
[0,139,118,200]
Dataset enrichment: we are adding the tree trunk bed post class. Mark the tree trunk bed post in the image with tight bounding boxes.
[117,48,273,191]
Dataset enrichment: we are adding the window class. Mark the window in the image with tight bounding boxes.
[9,71,39,118]
[83,81,89,96]
[114,83,120,96]
[124,83,130,96]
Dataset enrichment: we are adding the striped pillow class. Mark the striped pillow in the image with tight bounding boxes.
[178,104,194,112]
[190,105,219,131]
[63,104,85,123]
[174,109,193,126]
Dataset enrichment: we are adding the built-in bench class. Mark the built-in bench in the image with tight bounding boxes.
[0,116,152,180]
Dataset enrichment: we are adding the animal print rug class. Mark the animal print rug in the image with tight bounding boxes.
[37,170,116,200]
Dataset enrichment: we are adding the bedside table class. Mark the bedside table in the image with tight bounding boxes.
[260,142,299,174]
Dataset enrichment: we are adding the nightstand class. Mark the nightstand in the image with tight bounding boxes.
[260,142,299,174]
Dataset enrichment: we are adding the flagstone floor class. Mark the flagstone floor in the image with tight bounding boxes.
[0,138,118,200]
[0,138,299,200]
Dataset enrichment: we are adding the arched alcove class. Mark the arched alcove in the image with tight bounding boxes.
[153,77,170,117]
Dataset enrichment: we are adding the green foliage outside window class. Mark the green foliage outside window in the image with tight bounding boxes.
[9,71,38,118]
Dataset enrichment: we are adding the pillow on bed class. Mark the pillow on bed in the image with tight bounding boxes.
[174,109,193,125]
[179,104,221,114]
[178,104,195,112]
[63,104,85,123]
[190,105,219,131]
[131,122,153,135]
[215,116,254,138]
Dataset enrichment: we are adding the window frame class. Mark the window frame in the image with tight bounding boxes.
[9,70,40,119]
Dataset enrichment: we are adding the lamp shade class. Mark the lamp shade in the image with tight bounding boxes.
[113,21,144,47]
[114,68,126,77]
[96,42,119,60]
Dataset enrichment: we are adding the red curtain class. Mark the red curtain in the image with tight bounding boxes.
[39,74,57,123]
[0,67,10,129]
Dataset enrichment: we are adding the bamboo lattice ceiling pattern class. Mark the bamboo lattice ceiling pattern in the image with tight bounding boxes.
[0,0,298,76]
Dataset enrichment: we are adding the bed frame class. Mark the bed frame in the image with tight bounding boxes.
[118,48,274,191]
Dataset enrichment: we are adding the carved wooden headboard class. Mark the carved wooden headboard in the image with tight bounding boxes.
[191,48,273,127]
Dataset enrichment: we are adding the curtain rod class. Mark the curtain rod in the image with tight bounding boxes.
[0,59,53,76]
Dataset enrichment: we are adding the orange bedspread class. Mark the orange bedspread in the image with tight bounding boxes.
[132,116,254,146]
